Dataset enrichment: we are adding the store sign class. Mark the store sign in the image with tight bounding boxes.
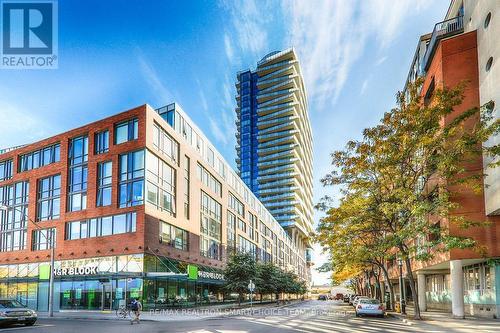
[54,265,99,276]
[198,270,224,281]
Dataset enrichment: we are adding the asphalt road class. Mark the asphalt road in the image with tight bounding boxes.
[1,300,499,332]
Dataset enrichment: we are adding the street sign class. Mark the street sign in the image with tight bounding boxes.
[248,280,255,292]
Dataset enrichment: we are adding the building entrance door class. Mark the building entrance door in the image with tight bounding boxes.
[100,281,112,311]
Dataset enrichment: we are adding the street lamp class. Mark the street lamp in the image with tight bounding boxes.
[0,205,55,317]
[397,258,406,315]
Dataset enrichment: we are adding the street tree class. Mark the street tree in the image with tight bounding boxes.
[223,252,257,306]
[318,80,500,319]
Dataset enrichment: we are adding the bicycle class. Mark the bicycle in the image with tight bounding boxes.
[116,305,131,319]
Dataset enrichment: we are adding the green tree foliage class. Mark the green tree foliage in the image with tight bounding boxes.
[317,80,500,319]
[223,252,257,306]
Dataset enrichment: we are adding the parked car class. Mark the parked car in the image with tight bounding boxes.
[352,296,369,308]
[334,293,344,300]
[0,299,37,327]
[348,294,358,305]
[343,294,350,303]
[355,298,385,318]
[318,294,328,301]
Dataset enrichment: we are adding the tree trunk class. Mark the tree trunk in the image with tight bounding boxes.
[404,256,421,320]
[380,263,395,311]
[365,271,372,297]
[238,293,242,307]
[373,268,381,302]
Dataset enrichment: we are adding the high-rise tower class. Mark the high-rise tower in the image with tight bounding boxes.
[235,49,314,261]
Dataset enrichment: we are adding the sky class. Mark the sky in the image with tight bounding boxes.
[0,0,451,285]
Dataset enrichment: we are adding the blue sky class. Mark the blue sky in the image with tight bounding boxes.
[0,0,450,284]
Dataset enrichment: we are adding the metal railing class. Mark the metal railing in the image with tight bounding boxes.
[0,144,27,155]
[422,15,464,71]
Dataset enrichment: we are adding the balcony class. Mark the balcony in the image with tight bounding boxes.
[422,15,464,72]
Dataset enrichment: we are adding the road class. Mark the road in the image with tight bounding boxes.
[1,300,499,332]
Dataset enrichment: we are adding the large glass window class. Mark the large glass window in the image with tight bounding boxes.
[0,181,29,252]
[94,130,109,154]
[32,228,56,251]
[96,161,112,207]
[68,136,88,212]
[227,211,236,252]
[152,123,179,164]
[159,221,188,251]
[65,212,136,240]
[146,152,175,215]
[115,118,138,144]
[228,192,244,217]
[200,191,221,260]
[183,155,190,220]
[196,163,222,197]
[37,175,61,221]
[18,144,60,172]
[0,159,13,181]
[119,150,144,208]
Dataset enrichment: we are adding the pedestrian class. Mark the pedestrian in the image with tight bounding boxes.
[130,298,142,325]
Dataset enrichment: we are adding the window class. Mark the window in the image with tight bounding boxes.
[119,150,144,208]
[65,212,136,240]
[152,123,179,164]
[0,159,13,181]
[183,155,190,220]
[115,118,138,144]
[227,211,236,251]
[486,57,493,72]
[0,181,29,252]
[68,136,88,212]
[94,130,109,154]
[18,143,60,172]
[197,163,222,197]
[159,221,188,251]
[96,161,112,207]
[484,12,491,29]
[228,192,244,217]
[37,175,61,221]
[200,191,222,260]
[238,219,246,233]
[146,151,175,214]
[32,228,56,251]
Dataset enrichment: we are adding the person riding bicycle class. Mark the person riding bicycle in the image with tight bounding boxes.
[130,298,142,324]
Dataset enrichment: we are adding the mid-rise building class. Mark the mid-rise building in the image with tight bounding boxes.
[385,0,500,319]
[235,49,314,273]
[0,103,307,311]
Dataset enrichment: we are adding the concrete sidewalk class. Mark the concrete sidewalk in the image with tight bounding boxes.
[37,300,304,322]
[388,307,500,326]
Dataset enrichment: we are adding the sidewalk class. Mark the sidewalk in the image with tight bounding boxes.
[37,300,304,322]
[388,306,500,325]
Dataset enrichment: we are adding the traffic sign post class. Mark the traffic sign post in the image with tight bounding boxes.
[248,280,256,308]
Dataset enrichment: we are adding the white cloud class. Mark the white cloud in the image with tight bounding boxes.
[376,56,387,66]
[224,33,235,63]
[220,0,271,56]
[0,100,49,149]
[136,50,173,105]
[282,0,434,108]
[360,79,369,96]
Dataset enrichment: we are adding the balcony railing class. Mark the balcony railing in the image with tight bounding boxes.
[422,15,464,71]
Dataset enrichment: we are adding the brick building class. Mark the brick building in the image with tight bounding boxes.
[382,0,500,319]
[0,103,307,311]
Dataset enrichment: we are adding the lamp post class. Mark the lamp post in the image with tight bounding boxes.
[0,205,55,317]
[397,258,406,315]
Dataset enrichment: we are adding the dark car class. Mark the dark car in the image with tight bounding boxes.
[318,294,328,301]
[0,299,37,327]
[343,294,350,302]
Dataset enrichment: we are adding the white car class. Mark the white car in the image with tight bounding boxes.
[355,298,385,318]
[352,296,369,308]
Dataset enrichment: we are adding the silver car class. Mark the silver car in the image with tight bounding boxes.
[0,299,37,327]
[352,295,369,308]
[355,298,385,318]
